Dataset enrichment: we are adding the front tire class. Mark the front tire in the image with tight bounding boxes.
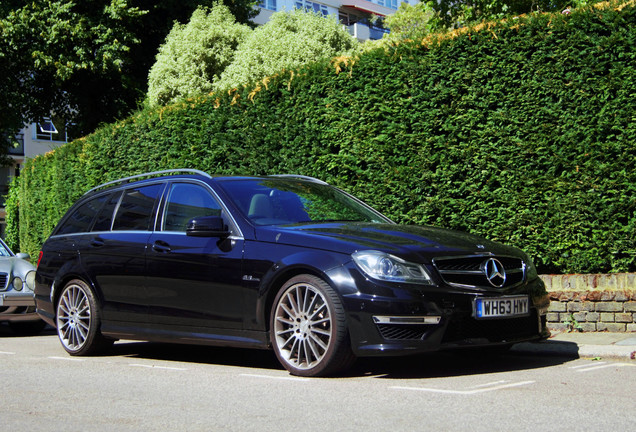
[56,279,113,356]
[270,275,355,377]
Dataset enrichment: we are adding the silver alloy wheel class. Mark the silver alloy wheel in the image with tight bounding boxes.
[273,282,332,371]
[57,282,92,352]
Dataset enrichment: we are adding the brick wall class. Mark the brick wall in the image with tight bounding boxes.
[540,273,636,332]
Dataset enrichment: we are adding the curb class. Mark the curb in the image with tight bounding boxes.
[511,341,636,361]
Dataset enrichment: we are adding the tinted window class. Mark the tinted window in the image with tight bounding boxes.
[0,239,12,256]
[112,184,163,231]
[92,191,122,232]
[162,183,222,232]
[217,179,390,226]
[57,194,109,235]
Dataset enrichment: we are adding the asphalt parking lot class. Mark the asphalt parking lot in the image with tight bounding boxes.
[2,326,634,431]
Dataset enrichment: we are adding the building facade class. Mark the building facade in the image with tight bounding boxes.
[255,0,412,40]
[1,119,68,238]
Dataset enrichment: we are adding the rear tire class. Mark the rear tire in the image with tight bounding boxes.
[270,274,356,377]
[56,279,113,356]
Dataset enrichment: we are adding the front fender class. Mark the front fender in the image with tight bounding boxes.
[252,249,354,330]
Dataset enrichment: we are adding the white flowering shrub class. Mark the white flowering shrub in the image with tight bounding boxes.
[147,4,251,107]
[214,9,358,92]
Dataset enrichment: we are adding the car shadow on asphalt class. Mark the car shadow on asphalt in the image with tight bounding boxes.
[5,327,579,379]
[108,339,579,379]
[0,323,56,337]
[112,341,284,371]
[348,348,579,379]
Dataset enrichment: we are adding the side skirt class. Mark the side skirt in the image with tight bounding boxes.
[101,322,270,350]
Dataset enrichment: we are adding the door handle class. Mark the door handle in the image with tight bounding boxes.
[152,241,171,253]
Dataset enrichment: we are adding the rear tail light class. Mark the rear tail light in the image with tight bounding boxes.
[37,251,43,268]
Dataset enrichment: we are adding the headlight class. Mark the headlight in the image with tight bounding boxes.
[13,277,23,291]
[25,271,36,291]
[352,250,433,284]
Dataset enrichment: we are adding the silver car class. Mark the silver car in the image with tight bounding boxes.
[0,237,45,334]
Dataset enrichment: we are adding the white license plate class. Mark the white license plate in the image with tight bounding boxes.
[474,296,529,319]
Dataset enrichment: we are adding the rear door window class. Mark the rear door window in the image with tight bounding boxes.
[112,184,164,231]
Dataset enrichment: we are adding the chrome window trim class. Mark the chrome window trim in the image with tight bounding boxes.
[158,179,244,239]
[50,178,244,239]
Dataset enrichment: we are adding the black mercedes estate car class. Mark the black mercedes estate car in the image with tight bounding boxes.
[35,170,549,376]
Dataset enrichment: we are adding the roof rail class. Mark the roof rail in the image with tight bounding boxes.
[270,174,329,185]
[84,169,211,195]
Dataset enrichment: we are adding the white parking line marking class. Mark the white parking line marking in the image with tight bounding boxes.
[129,364,187,371]
[240,373,311,382]
[48,356,85,362]
[570,362,607,369]
[391,380,535,395]
[469,380,507,389]
[572,363,635,373]
[0,351,16,355]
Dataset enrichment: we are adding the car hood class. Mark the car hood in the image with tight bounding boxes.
[254,222,523,261]
[0,256,36,277]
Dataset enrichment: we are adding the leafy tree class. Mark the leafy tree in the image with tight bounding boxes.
[0,0,145,162]
[214,10,359,92]
[383,2,436,42]
[147,5,251,107]
[0,0,258,160]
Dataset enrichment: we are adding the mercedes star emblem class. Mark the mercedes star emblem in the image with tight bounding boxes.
[483,258,506,288]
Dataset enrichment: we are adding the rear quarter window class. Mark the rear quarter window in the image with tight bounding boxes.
[56,194,110,235]
[92,191,122,232]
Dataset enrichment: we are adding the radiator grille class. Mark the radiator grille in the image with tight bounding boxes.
[432,255,525,290]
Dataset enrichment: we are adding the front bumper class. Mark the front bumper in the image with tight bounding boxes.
[340,276,549,357]
[0,292,41,322]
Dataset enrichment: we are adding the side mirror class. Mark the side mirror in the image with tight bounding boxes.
[16,252,31,261]
[186,216,230,238]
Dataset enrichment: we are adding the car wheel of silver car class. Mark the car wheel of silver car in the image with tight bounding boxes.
[271,275,356,377]
[56,279,113,356]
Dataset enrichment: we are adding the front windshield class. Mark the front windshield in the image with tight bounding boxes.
[217,178,392,226]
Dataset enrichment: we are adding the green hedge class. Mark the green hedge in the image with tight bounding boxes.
[7,1,635,274]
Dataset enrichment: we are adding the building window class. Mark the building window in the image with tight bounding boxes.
[8,133,25,156]
[259,0,276,11]
[374,0,399,10]
[35,117,69,142]
[295,1,329,16]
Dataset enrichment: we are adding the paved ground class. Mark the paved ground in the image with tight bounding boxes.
[512,331,636,361]
[2,328,634,432]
